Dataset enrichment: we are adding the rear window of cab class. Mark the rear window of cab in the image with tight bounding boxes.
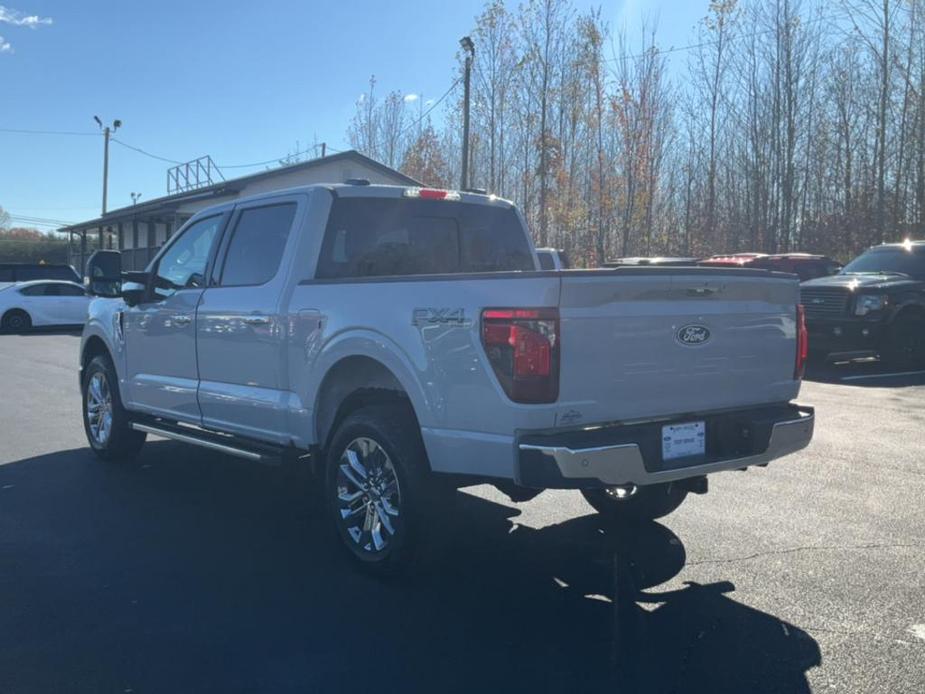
[315,198,535,279]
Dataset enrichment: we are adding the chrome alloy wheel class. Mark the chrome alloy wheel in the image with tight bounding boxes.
[335,437,402,554]
[86,372,113,446]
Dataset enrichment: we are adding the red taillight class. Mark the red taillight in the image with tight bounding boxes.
[481,308,559,403]
[403,187,461,201]
[419,189,448,200]
[795,304,808,379]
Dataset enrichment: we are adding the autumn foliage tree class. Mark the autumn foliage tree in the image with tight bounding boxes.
[348,0,925,265]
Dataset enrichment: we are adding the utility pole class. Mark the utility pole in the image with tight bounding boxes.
[94,116,122,215]
[460,36,475,191]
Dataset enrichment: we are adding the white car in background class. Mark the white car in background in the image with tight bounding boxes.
[0,280,90,332]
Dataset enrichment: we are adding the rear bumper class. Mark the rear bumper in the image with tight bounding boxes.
[516,404,814,489]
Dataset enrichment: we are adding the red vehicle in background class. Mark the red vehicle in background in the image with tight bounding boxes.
[700,253,841,281]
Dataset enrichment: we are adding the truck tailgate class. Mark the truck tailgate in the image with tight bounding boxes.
[556,269,801,425]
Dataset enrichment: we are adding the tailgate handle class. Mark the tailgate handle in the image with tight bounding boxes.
[687,286,720,297]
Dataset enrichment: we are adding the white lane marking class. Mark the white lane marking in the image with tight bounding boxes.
[584,593,612,603]
[909,624,925,641]
[841,370,925,382]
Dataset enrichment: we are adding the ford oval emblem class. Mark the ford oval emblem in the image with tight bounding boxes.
[677,324,711,346]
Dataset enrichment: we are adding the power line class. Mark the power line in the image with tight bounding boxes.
[8,206,100,211]
[112,137,344,172]
[6,219,75,229]
[0,126,346,169]
[0,127,99,137]
[10,214,75,224]
[220,143,347,169]
[8,214,76,226]
[111,137,183,165]
[398,77,461,139]
[219,143,334,170]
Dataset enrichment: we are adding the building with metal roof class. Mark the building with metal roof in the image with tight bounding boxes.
[59,150,420,272]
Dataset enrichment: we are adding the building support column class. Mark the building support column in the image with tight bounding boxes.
[147,221,156,264]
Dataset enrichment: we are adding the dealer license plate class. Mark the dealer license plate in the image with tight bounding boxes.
[662,421,706,461]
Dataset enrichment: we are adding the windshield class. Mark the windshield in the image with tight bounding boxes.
[841,246,925,279]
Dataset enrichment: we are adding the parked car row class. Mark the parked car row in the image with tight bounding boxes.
[0,262,81,284]
[601,252,843,281]
[598,244,923,366]
[0,280,90,332]
[2,236,922,370]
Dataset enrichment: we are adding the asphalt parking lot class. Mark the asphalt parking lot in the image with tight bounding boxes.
[1,332,923,693]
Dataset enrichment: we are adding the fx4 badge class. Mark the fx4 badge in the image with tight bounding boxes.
[412,308,467,327]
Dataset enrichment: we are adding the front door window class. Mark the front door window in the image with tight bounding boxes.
[153,216,222,298]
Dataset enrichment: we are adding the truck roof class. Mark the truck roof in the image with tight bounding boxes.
[225,182,515,209]
[875,239,925,249]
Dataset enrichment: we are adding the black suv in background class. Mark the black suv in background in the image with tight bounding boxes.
[0,263,81,283]
[800,241,925,366]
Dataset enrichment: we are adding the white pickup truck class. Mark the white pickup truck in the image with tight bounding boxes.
[80,183,813,572]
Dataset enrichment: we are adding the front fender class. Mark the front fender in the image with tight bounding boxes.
[80,298,127,395]
[886,296,925,325]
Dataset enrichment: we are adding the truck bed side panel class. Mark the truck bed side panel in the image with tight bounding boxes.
[287,274,561,477]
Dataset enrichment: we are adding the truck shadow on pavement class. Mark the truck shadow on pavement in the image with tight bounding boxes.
[0,327,83,337]
[804,357,925,387]
[0,442,820,694]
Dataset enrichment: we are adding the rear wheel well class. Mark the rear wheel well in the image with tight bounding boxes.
[315,356,421,455]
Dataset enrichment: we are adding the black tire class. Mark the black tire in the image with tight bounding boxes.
[581,483,688,522]
[324,403,435,575]
[1,309,32,333]
[81,354,146,461]
[881,312,925,368]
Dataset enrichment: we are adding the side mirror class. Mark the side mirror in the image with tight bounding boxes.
[121,271,150,307]
[85,250,122,298]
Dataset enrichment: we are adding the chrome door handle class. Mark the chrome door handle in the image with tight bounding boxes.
[171,314,192,325]
[242,315,270,325]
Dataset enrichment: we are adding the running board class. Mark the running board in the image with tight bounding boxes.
[131,422,283,465]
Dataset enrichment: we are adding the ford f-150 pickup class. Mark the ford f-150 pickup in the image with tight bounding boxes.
[80,183,814,572]
[800,240,925,366]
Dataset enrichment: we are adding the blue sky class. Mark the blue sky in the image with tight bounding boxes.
[0,0,703,230]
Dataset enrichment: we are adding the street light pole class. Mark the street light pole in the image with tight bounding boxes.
[94,116,122,216]
[102,127,110,215]
[460,36,474,191]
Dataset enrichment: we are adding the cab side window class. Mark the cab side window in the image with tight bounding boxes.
[154,215,222,298]
[220,203,296,286]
